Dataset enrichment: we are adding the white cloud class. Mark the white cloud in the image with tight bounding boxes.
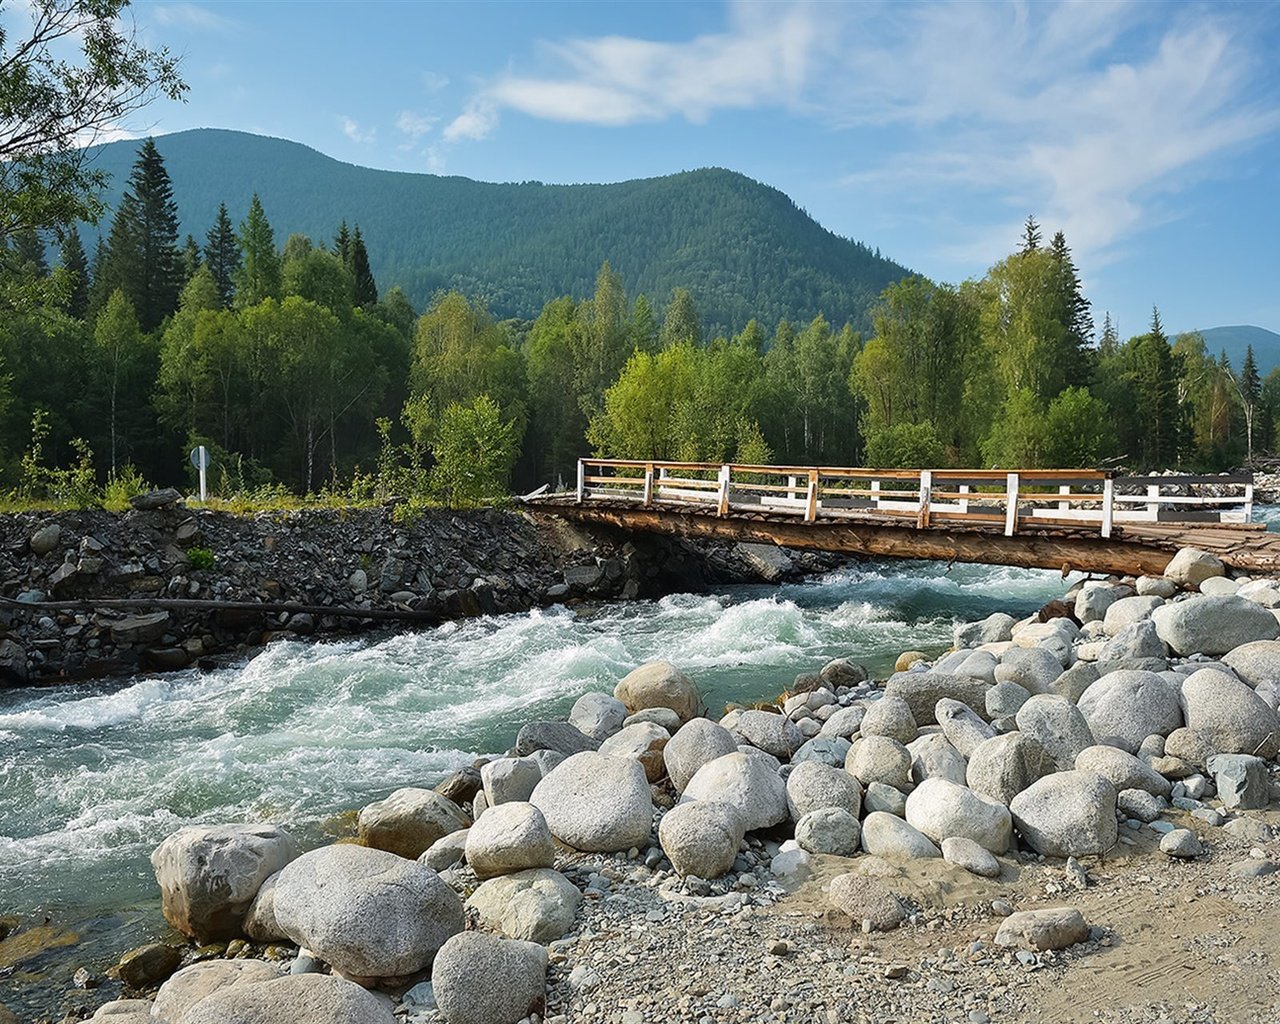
[443,98,498,143]
[396,110,436,139]
[421,71,450,93]
[150,2,235,32]
[339,116,376,145]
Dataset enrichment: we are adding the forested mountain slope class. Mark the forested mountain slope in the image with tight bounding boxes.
[80,128,910,331]
[1197,326,1280,376]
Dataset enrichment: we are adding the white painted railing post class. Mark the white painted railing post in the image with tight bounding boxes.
[805,469,819,522]
[871,479,880,510]
[717,464,731,516]
[788,475,798,505]
[1058,484,1070,512]
[643,463,654,506]
[1101,477,1114,539]
[576,460,585,503]
[1147,483,1160,520]
[1005,472,1019,536]
[917,470,932,528]
[958,483,969,514]
[1244,481,1255,522]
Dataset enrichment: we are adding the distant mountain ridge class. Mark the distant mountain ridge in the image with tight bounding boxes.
[1195,325,1280,376]
[79,128,912,332]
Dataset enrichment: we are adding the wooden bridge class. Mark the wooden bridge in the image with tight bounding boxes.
[523,459,1280,577]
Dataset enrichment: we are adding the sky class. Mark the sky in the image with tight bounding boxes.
[111,0,1280,336]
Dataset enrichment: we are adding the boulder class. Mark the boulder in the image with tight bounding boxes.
[1014,695,1095,771]
[624,706,683,732]
[1201,576,1240,596]
[1207,753,1270,810]
[986,682,1031,721]
[110,611,171,644]
[357,788,470,860]
[1074,745,1171,797]
[845,735,913,791]
[941,836,1001,877]
[859,696,918,745]
[1180,668,1280,758]
[243,871,286,942]
[1097,621,1168,666]
[994,907,1089,951]
[859,811,940,860]
[1160,828,1205,858]
[658,800,745,878]
[514,721,599,758]
[179,974,396,1024]
[150,824,299,943]
[1010,771,1118,857]
[1222,639,1280,690]
[792,735,853,767]
[1075,583,1129,624]
[965,732,1052,806]
[1052,662,1100,703]
[481,757,543,806]
[1163,547,1225,588]
[154,960,281,1022]
[568,692,627,741]
[785,760,863,821]
[1117,788,1164,823]
[904,778,1012,853]
[818,705,866,739]
[464,802,554,879]
[420,830,470,872]
[86,1000,156,1023]
[129,487,182,510]
[795,807,862,856]
[28,523,61,555]
[907,733,969,787]
[664,718,740,793]
[737,541,795,581]
[994,646,1064,694]
[1152,596,1280,657]
[597,721,670,782]
[827,873,905,930]
[273,845,463,980]
[613,661,699,723]
[466,867,581,944]
[530,751,653,852]
[935,698,997,757]
[884,672,991,725]
[117,942,181,989]
[1137,576,1179,598]
[955,613,1017,648]
[681,751,787,831]
[435,765,483,806]
[731,709,803,759]
[820,658,869,688]
[1076,670,1182,753]
[1102,596,1165,636]
[428,932,548,1024]
[955,650,999,685]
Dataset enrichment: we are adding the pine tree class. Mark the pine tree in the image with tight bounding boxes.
[87,234,111,321]
[234,194,282,307]
[180,234,201,283]
[1049,231,1094,348]
[1020,215,1041,254]
[13,226,48,275]
[1099,312,1118,357]
[350,225,378,307]
[58,225,89,319]
[659,288,701,349]
[203,202,241,308]
[1238,344,1261,462]
[333,220,351,265]
[106,138,183,331]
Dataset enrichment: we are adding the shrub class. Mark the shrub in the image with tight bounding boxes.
[864,421,946,468]
[186,546,215,570]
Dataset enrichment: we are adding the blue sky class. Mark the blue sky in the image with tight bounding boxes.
[119,0,1280,337]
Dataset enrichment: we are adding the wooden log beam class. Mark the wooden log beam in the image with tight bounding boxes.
[542,503,1179,577]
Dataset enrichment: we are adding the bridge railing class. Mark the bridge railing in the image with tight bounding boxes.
[575,460,1254,538]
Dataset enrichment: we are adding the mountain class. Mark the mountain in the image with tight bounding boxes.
[1196,325,1280,376]
[78,128,911,332]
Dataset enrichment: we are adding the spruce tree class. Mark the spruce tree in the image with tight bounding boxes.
[203,202,241,308]
[87,234,112,321]
[659,287,701,349]
[1240,344,1261,462]
[13,226,48,275]
[180,234,201,283]
[350,225,378,307]
[1099,312,1118,357]
[1049,231,1093,348]
[58,225,89,319]
[1020,215,1041,254]
[333,220,351,265]
[234,194,282,307]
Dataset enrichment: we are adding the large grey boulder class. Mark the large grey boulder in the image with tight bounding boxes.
[153,960,281,1023]
[481,757,542,806]
[859,696,918,745]
[818,705,866,739]
[464,802,554,879]
[1207,753,1270,810]
[731,709,803,759]
[795,807,862,856]
[907,733,969,786]
[994,907,1089,951]
[792,735,853,767]
[681,751,787,831]
[530,751,653,852]
[1152,596,1280,657]
[1163,547,1224,588]
[273,845,463,980]
[598,721,670,782]
[1222,639,1280,690]
[785,760,863,821]
[150,823,299,943]
[1015,695,1095,771]
[827,874,905,931]
[664,718,740,793]
[658,800,745,877]
[1102,596,1165,636]
[514,721,599,758]
[1074,745,1171,797]
[1179,668,1280,758]
[884,672,991,725]
[432,932,548,1024]
[466,868,581,944]
[1010,770,1118,857]
[955,650,999,685]
[820,657,869,688]
[993,647,1062,694]
[1097,621,1167,666]
[568,692,627,741]
[965,732,1052,806]
[28,523,61,555]
[243,871,286,942]
[1075,583,1129,624]
[1076,670,1182,753]
[845,735,913,791]
[613,661,699,723]
[419,830,470,873]
[180,974,396,1024]
[1053,662,1100,703]
[986,682,1031,722]
[935,698,997,757]
[941,836,1001,877]
[904,778,1012,853]
[859,811,940,860]
[954,612,1016,648]
[357,788,470,860]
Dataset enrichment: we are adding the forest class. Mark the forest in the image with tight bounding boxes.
[0,139,1275,509]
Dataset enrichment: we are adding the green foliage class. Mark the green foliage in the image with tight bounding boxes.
[235,194,282,307]
[430,395,519,507]
[101,463,150,511]
[186,546,215,570]
[203,202,241,307]
[16,410,97,507]
[864,421,946,469]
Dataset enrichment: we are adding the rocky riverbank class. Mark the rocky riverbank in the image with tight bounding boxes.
[0,497,842,687]
[7,544,1280,1024]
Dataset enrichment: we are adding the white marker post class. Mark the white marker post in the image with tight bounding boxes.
[189,445,210,502]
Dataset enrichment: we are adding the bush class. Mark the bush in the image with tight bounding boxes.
[186,546,215,570]
[429,395,519,507]
[864,422,946,468]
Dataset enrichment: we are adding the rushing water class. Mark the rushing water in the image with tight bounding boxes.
[1,558,1079,1009]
